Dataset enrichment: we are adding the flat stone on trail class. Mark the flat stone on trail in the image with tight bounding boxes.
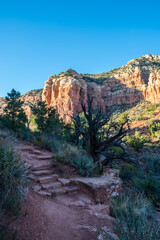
[36,155,53,160]
[20,146,34,152]
[31,149,43,155]
[31,163,53,171]
[36,190,52,197]
[51,186,80,196]
[32,185,42,192]
[70,175,122,203]
[88,204,110,215]
[33,169,53,177]
[38,174,59,184]
[58,178,71,186]
[42,181,62,190]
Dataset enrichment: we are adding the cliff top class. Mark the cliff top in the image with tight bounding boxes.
[46,54,160,86]
[82,54,160,85]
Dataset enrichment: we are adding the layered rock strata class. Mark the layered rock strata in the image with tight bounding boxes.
[42,54,160,121]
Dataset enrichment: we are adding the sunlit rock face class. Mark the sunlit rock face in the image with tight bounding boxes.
[41,54,160,121]
[20,89,42,118]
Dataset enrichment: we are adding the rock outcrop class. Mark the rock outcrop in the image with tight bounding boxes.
[0,89,42,118]
[21,89,42,118]
[42,54,160,121]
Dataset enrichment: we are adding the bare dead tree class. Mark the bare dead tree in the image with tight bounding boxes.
[72,98,129,167]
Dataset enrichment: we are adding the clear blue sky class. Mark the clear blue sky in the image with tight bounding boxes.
[0,0,160,97]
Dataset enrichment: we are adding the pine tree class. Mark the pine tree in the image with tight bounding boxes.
[4,89,27,130]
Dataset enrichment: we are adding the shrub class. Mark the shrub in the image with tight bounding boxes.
[134,174,160,208]
[70,154,97,176]
[154,130,160,140]
[119,161,160,208]
[15,127,34,141]
[146,119,160,139]
[144,155,160,175]
[108,146,124,155]
[0,138,29,215]
[99,213,160,240]
[125,131,149,151]
[99,190,159,240]
[33,134,61,153]
[144,104,157,115]
[53,141,97,176]
[120,164,138,181]
[28,114,38,132]
[110,190,153,219]
[57,143,79,160]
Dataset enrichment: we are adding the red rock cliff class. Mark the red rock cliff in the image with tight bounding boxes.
[41,54,160,121]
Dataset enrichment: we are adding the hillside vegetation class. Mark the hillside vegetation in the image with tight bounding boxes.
[0,87,160,239]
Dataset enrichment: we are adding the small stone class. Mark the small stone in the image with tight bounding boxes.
[58,178,70,186]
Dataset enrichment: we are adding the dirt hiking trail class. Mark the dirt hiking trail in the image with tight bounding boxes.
[10,142,120,240]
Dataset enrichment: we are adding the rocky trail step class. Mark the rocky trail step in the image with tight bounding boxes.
[35,155,53,160]
[36,190,52,197]
[42,181,62,190]
[20,143,122,202]
[38,174,59,184]
[15,142,123,239]
[32,169,54,177]
[31,162,54,171]
[51,186,80,196]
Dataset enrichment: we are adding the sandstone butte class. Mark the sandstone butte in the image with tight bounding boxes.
[1,54,160,121]
[42,54,160,121]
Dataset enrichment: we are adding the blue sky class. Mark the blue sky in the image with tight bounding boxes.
[0,0,160,97]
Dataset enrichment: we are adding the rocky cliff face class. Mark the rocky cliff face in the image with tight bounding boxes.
[42,54,160,121]
[21,89,42,118]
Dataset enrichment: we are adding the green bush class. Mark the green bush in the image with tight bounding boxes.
[110,190,153,219]
[99,213,160,240]
[0,138,29,215]
[70,154,97,176]
[52,140,97,176]
[134,174,160,208]
[144,155,160,175]
[108,146,124,155]
[15,127,34,141]
[33,134,61,153]
[120,164,138,181]
[125,131,149,151]
[99,190,159,240]
[146,119,160,139]
[34,134,97,176]
[144,104,157,115]
[119,161,160,207]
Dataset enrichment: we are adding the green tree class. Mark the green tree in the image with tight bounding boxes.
[4,89,27,130]
[32,101,71,139]
[31,101,48,132]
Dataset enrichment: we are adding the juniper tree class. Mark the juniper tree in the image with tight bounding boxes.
[72,98,129,166]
